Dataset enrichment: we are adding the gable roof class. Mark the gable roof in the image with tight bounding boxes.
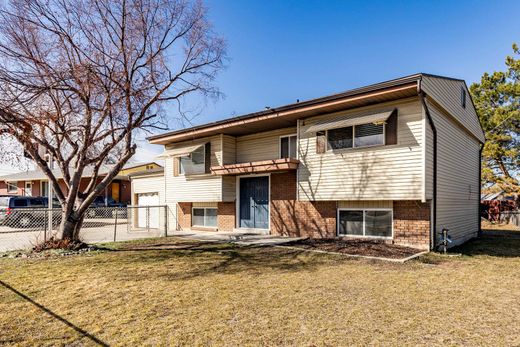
[148,73,484,144]
[420,75,485,142]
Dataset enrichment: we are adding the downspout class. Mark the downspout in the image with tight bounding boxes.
[418,81,438,251]
[478,145,483,236]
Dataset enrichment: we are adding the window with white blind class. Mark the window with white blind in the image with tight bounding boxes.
[327,121,385,150]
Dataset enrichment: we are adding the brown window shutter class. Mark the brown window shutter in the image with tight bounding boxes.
[205,142,211,174]
[173,157,179,177]
[316,131,326,154]
[385,110,398,145]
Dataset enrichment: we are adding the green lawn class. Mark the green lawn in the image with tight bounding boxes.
[1,232,520,346]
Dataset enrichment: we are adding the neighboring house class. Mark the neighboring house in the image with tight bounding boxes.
[0,167,130,203]
[147,73,484,250]
[119,162,162,176]
[0,162,161,203]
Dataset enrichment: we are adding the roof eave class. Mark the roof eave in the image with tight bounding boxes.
[149,77,421,145]
[147,74,423,144]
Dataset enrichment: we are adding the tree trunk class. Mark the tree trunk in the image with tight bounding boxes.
[59,211,85,241]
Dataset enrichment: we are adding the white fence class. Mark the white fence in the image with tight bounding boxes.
[500,211,520,228]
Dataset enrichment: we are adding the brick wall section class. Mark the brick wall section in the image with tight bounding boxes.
[218,202,235,231]
[177,202,192,230]
[270,171,336,238]
[393,200,431,249]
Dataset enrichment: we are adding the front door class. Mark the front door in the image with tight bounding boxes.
[239,176,269,229]
[24,182,32,197]
[111,182,120,202]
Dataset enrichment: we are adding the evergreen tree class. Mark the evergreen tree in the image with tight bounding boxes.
[470,44,520,193]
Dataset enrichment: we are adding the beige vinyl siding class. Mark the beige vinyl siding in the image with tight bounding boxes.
[222,135,236,165]
[164,135,223,203]
[298,98,424,201]
[421,76,485,142]
[131,175,165,204]
[338,201,392,209]
[236,127,296,163]
[222,175,236,202]
[426,100,480,245]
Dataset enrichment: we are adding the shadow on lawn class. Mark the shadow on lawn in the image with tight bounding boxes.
[450,229,520,258]
[0,280,108,346]
[108,241,336,281]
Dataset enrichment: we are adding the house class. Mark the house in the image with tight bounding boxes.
[119,162,162,176]
[147,73,485,250]
[0,161,161,203]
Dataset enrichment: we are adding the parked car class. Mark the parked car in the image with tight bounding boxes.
[86,196,128,218]
[0,196,61,228]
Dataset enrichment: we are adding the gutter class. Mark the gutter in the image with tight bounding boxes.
[418,81,438,251]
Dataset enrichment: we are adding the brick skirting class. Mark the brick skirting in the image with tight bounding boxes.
[217,202,235,231]
[270,171,336,238]
[392,200,431,249]
[177,202,192,230]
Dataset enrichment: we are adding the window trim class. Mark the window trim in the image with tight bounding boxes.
[179,144,207,176]
[24,181,32,197]
[191,207,218,228]
[6,181,17,194]
[337,208,393,239]
[326,122,386,151]
[40,181,48,197]
[279,134,298,159]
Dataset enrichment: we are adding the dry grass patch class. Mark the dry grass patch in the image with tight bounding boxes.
[482,220,520,231]
[2,234,520,346]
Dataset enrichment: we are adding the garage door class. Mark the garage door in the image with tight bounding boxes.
[137,193,160,229]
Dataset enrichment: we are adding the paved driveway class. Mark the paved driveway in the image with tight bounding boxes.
[0,218,163,252]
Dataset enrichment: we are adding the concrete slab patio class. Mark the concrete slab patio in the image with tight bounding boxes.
[172,230,304,246]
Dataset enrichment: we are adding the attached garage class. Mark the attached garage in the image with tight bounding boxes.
[130,169,165,231]
[136,193,160,229]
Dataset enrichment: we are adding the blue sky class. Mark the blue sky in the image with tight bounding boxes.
[139,0,520,158]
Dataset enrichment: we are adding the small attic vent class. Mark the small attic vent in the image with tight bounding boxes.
[461,86,466,109]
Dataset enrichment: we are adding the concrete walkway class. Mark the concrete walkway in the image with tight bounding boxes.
[172,230,304,246]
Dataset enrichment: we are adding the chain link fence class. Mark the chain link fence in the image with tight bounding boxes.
[0,205,168,252]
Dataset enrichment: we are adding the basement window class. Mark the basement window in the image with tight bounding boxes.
[338,209,393,238]
[192,207,217,227]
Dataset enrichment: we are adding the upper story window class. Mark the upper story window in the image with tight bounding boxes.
[180,145,204,175]
[280,134,297,159]
[327,121,384,150]
[312,108,397,154]
[6,181,17,194]
[177,142,211,176]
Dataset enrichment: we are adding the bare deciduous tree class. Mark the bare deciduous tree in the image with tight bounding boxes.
[0,0,226,240]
